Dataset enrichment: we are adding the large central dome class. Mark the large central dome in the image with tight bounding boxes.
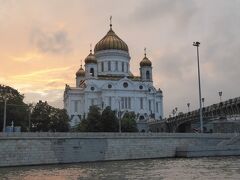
[94,26,129,53]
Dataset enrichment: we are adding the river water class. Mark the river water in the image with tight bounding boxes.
[0,157,240,180]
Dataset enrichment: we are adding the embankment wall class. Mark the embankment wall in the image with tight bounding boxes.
[0,133,237,167]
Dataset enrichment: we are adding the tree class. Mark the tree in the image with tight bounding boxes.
[31,101,51,132]
[78,105,101,132]
[49,108,69,132]
[121,112,138,132]
[0,85,29,131]
[99,106,118,132]
[77,117,88,132]
[31,101,69,132]
[77,106,118,132]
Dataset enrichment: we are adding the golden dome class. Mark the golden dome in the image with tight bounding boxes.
[140,49,152,67]
[76,65,85,76]
[85,50,97,64]
[94,26,128,53]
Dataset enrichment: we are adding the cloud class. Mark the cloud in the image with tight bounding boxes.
[10,52,42,62]
[24,89,63,108]
[8,66,74,94]
[131,0,197,28]
[12,66,72,80]
[30,28,72,54]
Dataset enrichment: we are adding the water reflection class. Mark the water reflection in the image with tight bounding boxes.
[0,157,240,180]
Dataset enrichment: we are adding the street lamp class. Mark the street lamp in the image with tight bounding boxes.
[172,107,178,117]
[202,98,205,107]
[28,105,34,132]
[172,109,175,117]
[187,103,190,112]
[0,87,12,132]
[117,97,121,133]
[193,41,203,133]
[219,91,222,103]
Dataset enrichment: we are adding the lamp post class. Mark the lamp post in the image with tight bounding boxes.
[28,105,34,132]
[219,91,222,103]
[187,103,190,112]
[0,87,11,132]
[202,98,205,107]
[193,41,203,133]
[3,98,7,132]
[172,109,175,117]
[117,98,121,133]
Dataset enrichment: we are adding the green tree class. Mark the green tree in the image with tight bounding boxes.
[77,117,88,132]
[31,101,51,132]
[77,106,119,132]
[49,108,70,132]
[31,101,69,132]
[78,105,101,132]
[0,85,29,131]
[121,112,138,132]
[99,106,118,132]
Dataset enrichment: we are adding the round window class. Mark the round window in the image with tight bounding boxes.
[91,87,95,91]
[108,84,112,89]
[139,85,143,90]
[123,82,128,88]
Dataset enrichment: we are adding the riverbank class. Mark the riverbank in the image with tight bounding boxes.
[0,133,239,167]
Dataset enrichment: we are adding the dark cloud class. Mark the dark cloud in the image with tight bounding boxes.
[30,28,72,54]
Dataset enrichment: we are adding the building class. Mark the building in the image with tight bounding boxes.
[64,21,163,131]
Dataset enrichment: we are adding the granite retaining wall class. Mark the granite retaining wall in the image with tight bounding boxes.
[0,133,238,167]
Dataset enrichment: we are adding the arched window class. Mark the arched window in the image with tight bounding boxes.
[115,61,118,71]
[122,62,124,72]
[101,62,104,72]
[146,70,150,79]
[108,61,111,71]
[90,68,94,76]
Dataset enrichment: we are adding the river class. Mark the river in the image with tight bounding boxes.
[0,157,240,180]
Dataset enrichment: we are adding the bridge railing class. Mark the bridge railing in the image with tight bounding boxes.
[165,96,240,124]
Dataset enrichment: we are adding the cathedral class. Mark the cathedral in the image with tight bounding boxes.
[64,20,163,131]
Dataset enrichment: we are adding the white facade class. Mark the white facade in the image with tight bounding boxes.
[64,24,163,131]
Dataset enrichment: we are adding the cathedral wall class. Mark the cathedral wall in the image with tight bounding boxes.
[65,78,163,127]
[95,50,130,76]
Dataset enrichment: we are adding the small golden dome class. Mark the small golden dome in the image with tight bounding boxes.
[76,65,85,76]
[140,57,152,67]
[94,26,128,53]
[140,49,152,67]
[85,50,97,64]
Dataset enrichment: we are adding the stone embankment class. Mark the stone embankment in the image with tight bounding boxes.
[0,133,239,167]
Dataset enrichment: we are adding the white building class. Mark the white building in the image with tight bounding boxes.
[64,22,163,131]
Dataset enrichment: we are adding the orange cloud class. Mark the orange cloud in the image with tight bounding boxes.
[10,52,43,62]
[11,66,72,80]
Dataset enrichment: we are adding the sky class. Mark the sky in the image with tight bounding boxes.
[1,0,240,117]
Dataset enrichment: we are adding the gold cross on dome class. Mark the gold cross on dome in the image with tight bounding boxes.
[110,16,112,28]
[90,43,92,53]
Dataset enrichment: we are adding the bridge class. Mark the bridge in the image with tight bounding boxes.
[148,97,240,133]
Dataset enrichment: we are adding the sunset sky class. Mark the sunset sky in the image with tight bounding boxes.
[1,0,240,117]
